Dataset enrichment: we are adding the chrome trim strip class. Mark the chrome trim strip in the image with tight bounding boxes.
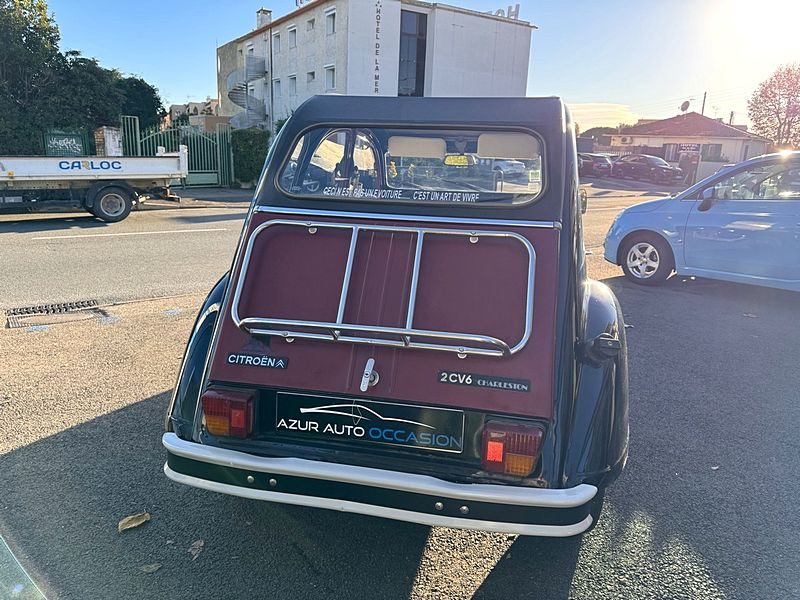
[336,225,360,325]
[164,465,593,537]
[406,230,425,329]
[163,433,596,509]
[230,219,535,357]
[254,205,561,230]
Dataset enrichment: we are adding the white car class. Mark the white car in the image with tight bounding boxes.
[490,159,526,178]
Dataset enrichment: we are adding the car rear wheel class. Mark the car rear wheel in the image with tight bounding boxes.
[620,233,673,285]
[91,187,133,222]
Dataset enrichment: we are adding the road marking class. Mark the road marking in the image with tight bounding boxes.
[31,228,227,240]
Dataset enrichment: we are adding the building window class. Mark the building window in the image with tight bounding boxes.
[306,18,315,31]
[325,66,336,91]
[273,78,282,98]
[662,143,679,162]
[288,27,297,49]
[272,33,281,53]
[701,143,723,161]
[307,71,316,83]
[288,75,297,96]
[398,11,427,97]
[326,11,336,35]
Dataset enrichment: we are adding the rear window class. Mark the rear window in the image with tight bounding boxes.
[276,127,543,206]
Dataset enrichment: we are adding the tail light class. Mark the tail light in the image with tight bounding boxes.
[201,388,254,438]
[481,420,544,477]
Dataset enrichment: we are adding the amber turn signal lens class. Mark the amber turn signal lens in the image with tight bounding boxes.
[481,420,544,478]
[201,388,255,438]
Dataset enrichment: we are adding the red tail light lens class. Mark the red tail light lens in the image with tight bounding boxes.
[481,420,544,477]
[201,388,254,438]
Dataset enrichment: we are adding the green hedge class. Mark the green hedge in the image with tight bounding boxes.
[232,127,270,185]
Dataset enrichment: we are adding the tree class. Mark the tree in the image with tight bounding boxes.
[232,127,270,184]
[0,0,166,154]
[748,63,800,147]
[117,76,165,130]
[582,126,617,139]
[0,0,64,153]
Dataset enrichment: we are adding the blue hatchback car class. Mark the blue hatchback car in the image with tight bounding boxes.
[604,152,800,292]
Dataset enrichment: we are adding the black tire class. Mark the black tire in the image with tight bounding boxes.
[619,232,674,285]
[91,187,133,222]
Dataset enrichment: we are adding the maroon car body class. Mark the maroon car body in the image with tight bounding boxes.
[163,96,629,537]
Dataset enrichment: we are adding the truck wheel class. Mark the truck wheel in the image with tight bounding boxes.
[91,187,132,222]
[620,233,674,285]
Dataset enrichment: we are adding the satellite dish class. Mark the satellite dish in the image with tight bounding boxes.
[680,100,690,113]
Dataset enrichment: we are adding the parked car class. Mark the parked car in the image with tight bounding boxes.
[489,158,526,178]
[163,96,629,537]
[578,153,613,177]
[604,152,800,291]
[611,154,683,183]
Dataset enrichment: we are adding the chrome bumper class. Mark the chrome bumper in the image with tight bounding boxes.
[163,432,597,537]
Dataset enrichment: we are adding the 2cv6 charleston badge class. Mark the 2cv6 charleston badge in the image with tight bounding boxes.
[163,96,629,536]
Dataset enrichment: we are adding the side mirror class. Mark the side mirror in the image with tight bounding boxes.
[697,187,716,211]
[579,188,588,214]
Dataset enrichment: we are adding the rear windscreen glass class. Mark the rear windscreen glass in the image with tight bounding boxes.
[275,127,543,206]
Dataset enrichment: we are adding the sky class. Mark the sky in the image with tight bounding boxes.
[47,0,799,130]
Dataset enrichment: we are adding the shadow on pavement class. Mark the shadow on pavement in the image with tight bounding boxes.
[0,393,431,600]
[171,211,248,225]
[0,213,108,234]
[473,536,581,598]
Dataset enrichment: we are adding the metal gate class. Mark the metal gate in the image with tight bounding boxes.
[120,115,233,187]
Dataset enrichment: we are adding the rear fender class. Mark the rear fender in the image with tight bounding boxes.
[165,273,229,437]
[564,280,629,487]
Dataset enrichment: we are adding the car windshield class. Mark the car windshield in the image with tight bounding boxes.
[276,127,544,206]
[649,157,670,167]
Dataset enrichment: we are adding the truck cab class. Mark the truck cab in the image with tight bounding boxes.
[163,96,629,536]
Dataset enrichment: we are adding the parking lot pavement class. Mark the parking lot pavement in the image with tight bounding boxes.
[581,175,685,197]
[1,197,799,599]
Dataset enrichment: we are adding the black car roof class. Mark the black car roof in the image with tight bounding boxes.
[257,95,574,222]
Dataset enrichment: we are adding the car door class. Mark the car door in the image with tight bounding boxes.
[683,160,800,282]
[616,155,634,177]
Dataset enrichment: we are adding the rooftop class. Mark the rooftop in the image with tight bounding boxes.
[621,112,769,140]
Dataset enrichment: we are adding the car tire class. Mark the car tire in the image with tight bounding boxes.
[619,232,674,285]
[91,187,133,222]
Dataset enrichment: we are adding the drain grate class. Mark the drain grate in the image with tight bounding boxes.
[5,300,104,329]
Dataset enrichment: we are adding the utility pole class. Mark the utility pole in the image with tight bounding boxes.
[729,111,734,125]
[701,91,707,116]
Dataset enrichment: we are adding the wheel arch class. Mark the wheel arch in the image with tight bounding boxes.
[84,180,137,209]
[616,228,675,266]
[165,273,230,437]
[563,279,629,488]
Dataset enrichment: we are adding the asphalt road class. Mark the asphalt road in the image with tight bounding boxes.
[0,203,248,309]
[1,188,798,599]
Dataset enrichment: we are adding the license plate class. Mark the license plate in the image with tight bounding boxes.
[275,393,465,453]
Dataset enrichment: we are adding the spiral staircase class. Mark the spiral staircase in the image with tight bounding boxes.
[227,55,267,129]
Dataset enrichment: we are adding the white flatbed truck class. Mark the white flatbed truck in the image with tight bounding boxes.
[0,148,188,222]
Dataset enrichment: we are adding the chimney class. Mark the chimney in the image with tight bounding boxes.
[256,8,272,28]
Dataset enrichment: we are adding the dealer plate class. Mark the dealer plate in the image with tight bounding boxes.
[275,393,465,453]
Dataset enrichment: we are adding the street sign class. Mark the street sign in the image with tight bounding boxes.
[679,143,700,153]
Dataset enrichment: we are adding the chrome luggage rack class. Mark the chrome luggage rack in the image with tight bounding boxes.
[231,220,536,358]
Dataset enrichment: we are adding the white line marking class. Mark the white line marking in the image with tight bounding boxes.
[31,228,227,240]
